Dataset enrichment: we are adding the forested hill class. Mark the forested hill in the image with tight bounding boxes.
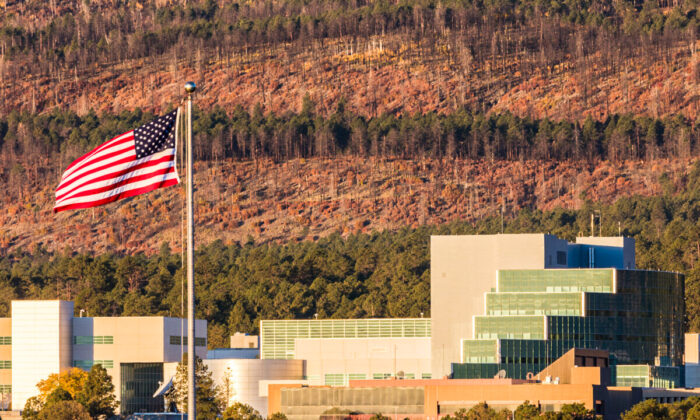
[0,0,699,120]
[3,162,700,348]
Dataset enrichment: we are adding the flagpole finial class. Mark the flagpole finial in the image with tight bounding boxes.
[184,81,196,95]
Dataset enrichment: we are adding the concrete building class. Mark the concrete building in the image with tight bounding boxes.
[2,300,207,414]
[431,234,636,378]
[72,315,207,414]
[11,300,73,411]
[268,348,700,420]
[164,358,305,417]
[260,319,431,385]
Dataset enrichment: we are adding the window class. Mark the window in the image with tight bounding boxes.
[0,361,10,369]
[372,373,391,379]
[0,337,11,345]
[348,373,366,381]
[324,374,345,386]
[0,385,10,393]
[73,336,113,345]
[121,363,163,415]
[73,360,114,370]
[421,373,432,379]
[169,336,206,347]
[557,251,567,265]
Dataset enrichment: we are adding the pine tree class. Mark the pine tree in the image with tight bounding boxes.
[75,364,118,418]
[167,356,223,419]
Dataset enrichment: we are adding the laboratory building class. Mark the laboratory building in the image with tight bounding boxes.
[0,234,697,419]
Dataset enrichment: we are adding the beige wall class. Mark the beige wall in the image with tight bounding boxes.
[73,316,207,413]
[231,333,259,349]
[686,333,699,364]
[430,234,551,377]
[295,337,431,384]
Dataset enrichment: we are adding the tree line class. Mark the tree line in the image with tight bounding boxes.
[2,105,699,187]
[2,161,700,347]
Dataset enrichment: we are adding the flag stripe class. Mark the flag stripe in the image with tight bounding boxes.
[58,137,136,188]
[54,176,179,213]
[62,132,134,177]
[56,159,175,204]
[54,111,180,213]
[57,150,137,196]
[56,149,173,201]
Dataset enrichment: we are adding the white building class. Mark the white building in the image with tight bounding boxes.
[5,300,207,414]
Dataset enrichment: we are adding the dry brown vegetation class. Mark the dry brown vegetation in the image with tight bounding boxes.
[1,157,692,255]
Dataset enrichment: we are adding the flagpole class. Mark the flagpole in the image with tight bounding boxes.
[184,81,196,420]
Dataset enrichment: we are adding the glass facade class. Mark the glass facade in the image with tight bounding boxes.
[260,318,431,359]
[612,365,682,388]
[0,337,11,345]
[454,269,685,387]
[120,363,164,415]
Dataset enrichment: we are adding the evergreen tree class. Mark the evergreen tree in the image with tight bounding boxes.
[514,401,541,419]
[168,356,223,419]
[75,364,118,418]
[223,402,264,420]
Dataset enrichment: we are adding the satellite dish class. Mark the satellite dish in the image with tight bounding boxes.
[397,371,405,379]
[495,369,506,379]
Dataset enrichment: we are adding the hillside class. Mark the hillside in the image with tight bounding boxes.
[0,157,693,255]
[0,0,698,121]
[1,0,700,254]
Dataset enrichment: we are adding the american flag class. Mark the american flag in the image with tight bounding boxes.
[54,110,180,213]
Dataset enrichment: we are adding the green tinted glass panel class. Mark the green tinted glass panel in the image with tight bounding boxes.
[73,360,113,370]
[613,365,650,387]
[0,337,11,345]
[74,336,114,345]
[498,269,613,292]
[421,373,432,379]
[372,373,391,379]
[462,339,497,363]
[486,292,582,316]
[0,385,10,393]
[325,374,345,386]
[260,318,430,359]
[0,361,10,369]
[475,316,545,339]
[348,374,366,381]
